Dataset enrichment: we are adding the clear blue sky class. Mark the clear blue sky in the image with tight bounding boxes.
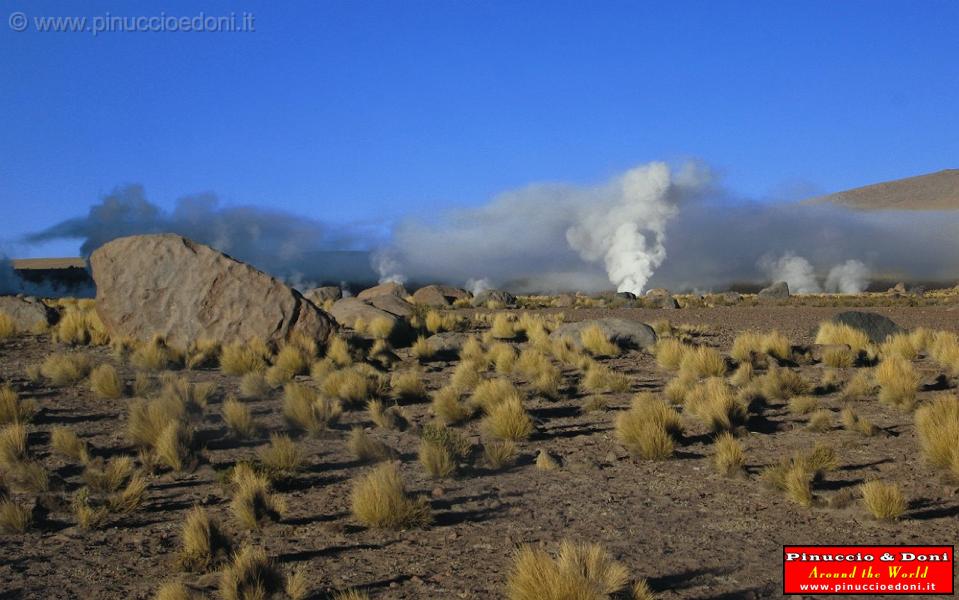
[2,0,957,257]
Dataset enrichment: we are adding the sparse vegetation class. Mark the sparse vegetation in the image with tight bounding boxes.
[218,545,284,600]
[506,540,630,600]
[41,352,92,385]
[875,356,919,409]
[685,378,747,433]
[915,395,959,480]
[580,324,620,357]
[51,426,90,463]
[256,434,303,475]
[222,397,258,439]
[229,469,285,529]
[859,480,906,520]
[350,463,430,529]
[615,394,682,460]
[815,322,870,352]
[713,432,745,477]
[282,382,342,434]
[0,384,36,425]
[220,340,269,375]
[347,427,398,463]
[482,397,534,441]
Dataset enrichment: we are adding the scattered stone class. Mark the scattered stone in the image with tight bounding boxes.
[413,285,471,307]
[0,295,59,331]
[831,311,902,344]
[758,281,790,299]
[368,294,416,318]
[89,234,335,346]
[615,291,636,300]
[471,289,517,308]
[550,318,657,351]
[303,286,342,304]
[329,297,399,329]
[553,293,576,308]
[356,281,408,300]
[645,288,670,298]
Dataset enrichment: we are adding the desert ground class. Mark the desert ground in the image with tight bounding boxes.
[1,291,958,600]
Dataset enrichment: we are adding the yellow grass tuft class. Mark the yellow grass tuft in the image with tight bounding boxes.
[0,312,16,339]
[410,335,435,360]
[487,342,517,374]
[841,407,877,436]
[131,336,185,371]
[859,480,906,521]
[239,372,270,399]
[881,332,918,361]
[713,432,745,477]
[506,540,630,600]
[431,386,476,425]
[459,336,486,362]
[390,369,425,400]
[0,499,31,533]
[470,378,522,412]
[490,312,517,339]
[41,352,92,385]
[83,455,135,493]
[450,359,482,391]
[221,397,257,439]
[787,396,818,415]
[155,421,192,472]
[89,363,124,399]
[822,347,855,368]
[218,545,284,600]
[728,362,754,387]
[535,449,559,470]
[418,440,456,478]
[347,428,398,463]
[730,331,764,365]
[220,340,269,376]
[51,426,90,464]
[350,463,431,529]
[580,324,620,357]
[230,470,285,529]
[333,590,371,600]
[186,338,220,370]
[761,331,792,360]
[815,322,870,352]
[654,338,687,371]
[0,422,28,468]
[783,463,814,507]
[320,368,374,404]
[875,356,919,409]
[368,316,395,340]
[677,345,726,379]
[0,384,37,425]
[685,378,747,433]
[285,567,309,600]
[267,345,310,386]
[367,399,408,431]
[72,488,108,529]
[806,409,833,432]
[614,394,682,460]
[482,397,534,441]
[256,434,304,475]
[929,330,959,376]
[179,505,230,571]
[107,472,148,514]
[839,370,874,401]
[154,581,202,600]
[757,367,808,401]
[914,395,959,480]
[55,307,110,346]
[582,363,630,394]
[483,440,517,469]
[282,382,342,435]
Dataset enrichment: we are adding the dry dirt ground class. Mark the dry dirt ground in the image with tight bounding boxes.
[1,304,958,599]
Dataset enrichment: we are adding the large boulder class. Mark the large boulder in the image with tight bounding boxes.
[471,289,518,308]
[303,286,342,304]
[357,282,408,301]
[831,311,902,344]
[0,296,59,331]
[329,298,399,329]
[412,284,471,307]
[89,234,335,346]
[550,318,657,351]
[758,281,790,299]
[368,294,416,318]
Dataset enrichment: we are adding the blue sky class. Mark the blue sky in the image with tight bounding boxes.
[2,0,958,258]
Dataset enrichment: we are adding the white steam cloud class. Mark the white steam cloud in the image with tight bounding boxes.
[825,259,871,294]
[759,253,872,294]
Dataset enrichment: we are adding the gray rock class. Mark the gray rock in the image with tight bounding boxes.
[329,297,399,329]
[89,234,335,346]
[758,281,790,299]
[549,318,657,351]
[471,289,517,308]
[0,295,59,331]
[831,311,902,344]
[425,331,470,359]
[356,282,408,301]
[303,286,342,304]
[552,293,576,308]
[615,291,636,300]
[413,285,471,307]
[368,294,416,318]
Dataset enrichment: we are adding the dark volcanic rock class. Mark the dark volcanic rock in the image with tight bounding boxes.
[550,318,657,351]
[471,289,517,308]
[831,311,902,344]
[758,281,790,299]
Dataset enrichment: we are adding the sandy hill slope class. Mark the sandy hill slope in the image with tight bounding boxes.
[807,169,959,210]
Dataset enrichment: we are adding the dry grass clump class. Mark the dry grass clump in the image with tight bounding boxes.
[535,449,559,470]
[0,312,15,339]
[256,434,304,475]
[220,340,269,376]
[282,382,342,435]
[390,369,425,400]
[266,345,310,386]
[841,408,877,436]
[582,363,630,394]
[89,363,124,399]
[83,456,135,493]
[350,463,430,529]
[221,397,258,439]
[756,367,808,401]
[229,469,285,529]
[730,331,763,365]
[859,480,906,521]
[368,316,395,340]
[41,352,92,385]
[424,310,459,334]
[677,345,726,379]
[728,362,753,387]
[54,307,110,345]
[131,336,185,371]
[663,375,695,404]
[431,386,476,425]
[127,394,189,454]
[929,330,959,375]
[320,367,376,404]
[654,338,688,371]
[367,399,408,431]
[787,396,818,415]
[470,378,522,412]
[450,359,482,391]
[154,582,203,600]
[482,398,534,441]
[761,331,792,360]
[506,540,631,600]
[762,444,839,507]
[218,545,284,600]
[326,336,354,367]
[822,347,855,368]
[185,338,220,370]
[0,422,28,467]
[0,384,37,425]
[178,505,232,571]
[713,432,745,477]
[483,440,517,470]
[580,325,620,357]
[0,499,31,533]
[914,395,959,480]
[839,370,874,401]
[806,409,833,432]
[155,421,193,472]
[239,372,270,399]
[490,312,517,339]
[418,439,456,478]
[487,342,517,374]
[347,428,398,463]
[875,356,919,409]
[72,488,109,529]
[459,336,486,362]
[815,322,870,352]
[881,333,918,361]
[614,393,682,460]
[410,335,435,360]
[51,426,90,463]
[685,378,747,433]
[516,349,562,398]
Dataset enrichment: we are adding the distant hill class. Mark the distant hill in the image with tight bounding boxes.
[806,169,959,210]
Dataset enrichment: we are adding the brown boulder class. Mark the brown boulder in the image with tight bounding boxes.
[303,286,342,304]
[329,297,399,328]
[412,285,470,307]
[357,282,408,301]
[368,294,416,318]
[0,296,59,331]
[89,234,335,346]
